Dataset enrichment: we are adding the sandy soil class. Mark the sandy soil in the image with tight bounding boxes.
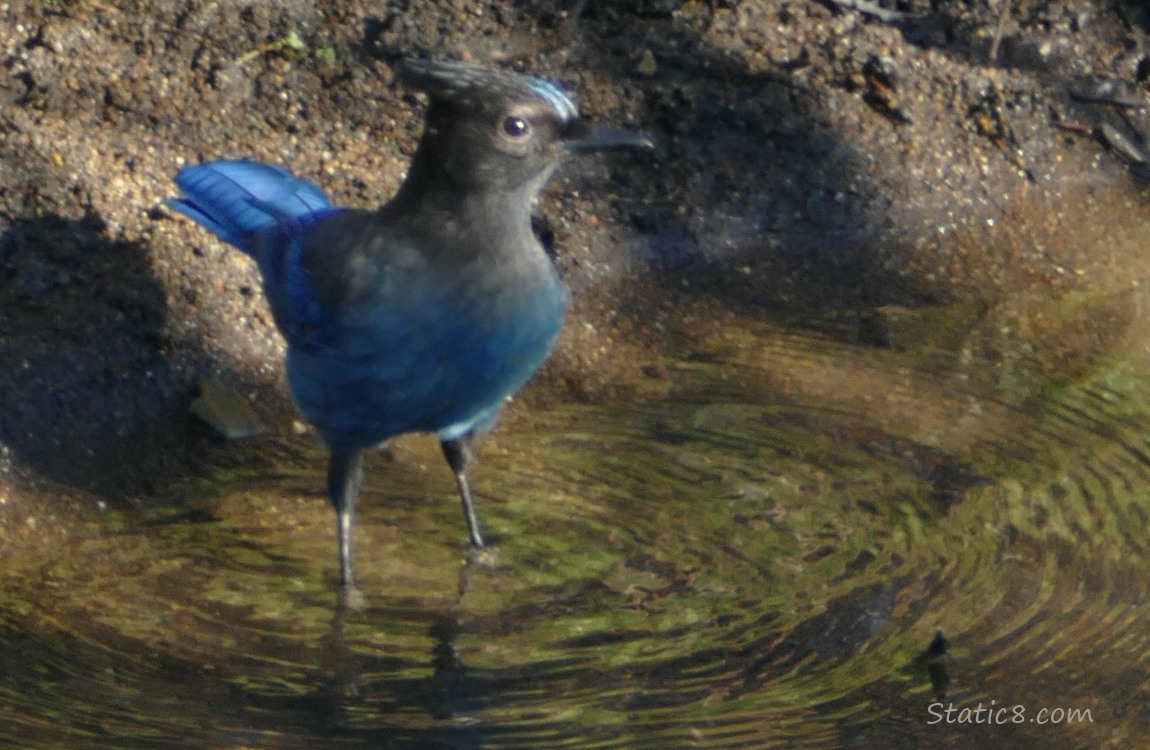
[2,0,1149,543]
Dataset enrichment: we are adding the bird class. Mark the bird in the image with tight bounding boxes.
[167,58,651,591]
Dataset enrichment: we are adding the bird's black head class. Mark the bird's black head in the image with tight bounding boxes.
[396,59,650,194]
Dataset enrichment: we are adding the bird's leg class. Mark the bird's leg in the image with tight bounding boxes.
[327,449,364,590]
[441,436,485,548]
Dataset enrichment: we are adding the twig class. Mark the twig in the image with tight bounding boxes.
[987,0,1012,68]
[822,0,909,24]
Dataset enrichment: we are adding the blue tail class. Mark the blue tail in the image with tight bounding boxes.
[167,160,332,254]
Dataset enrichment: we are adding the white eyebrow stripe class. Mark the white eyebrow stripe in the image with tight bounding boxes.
[526,78,579,122]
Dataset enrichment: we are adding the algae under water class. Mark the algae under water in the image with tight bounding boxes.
[3,286,1150,749]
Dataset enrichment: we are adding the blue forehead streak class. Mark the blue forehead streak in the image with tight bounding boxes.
[527,78,578,122]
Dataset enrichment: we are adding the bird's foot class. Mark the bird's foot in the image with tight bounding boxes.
[466,544,501,569]
[339,581,366,612]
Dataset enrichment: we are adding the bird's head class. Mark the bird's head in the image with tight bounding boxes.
[396,59,651,194]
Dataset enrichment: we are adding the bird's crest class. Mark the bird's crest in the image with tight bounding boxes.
[396,59,579,123]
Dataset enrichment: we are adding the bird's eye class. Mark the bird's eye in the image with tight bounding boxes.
[502,116,530,138]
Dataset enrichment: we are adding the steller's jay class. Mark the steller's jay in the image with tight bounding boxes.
[167,59,651,590]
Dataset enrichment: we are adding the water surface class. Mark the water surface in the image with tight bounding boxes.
[3,287,1149,749]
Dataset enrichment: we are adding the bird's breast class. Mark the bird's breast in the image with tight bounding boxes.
[285,255,566,448]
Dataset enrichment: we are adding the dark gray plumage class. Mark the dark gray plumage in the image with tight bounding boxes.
[168,59,651,591]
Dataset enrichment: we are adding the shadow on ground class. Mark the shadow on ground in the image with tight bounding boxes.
[0,213,200,499]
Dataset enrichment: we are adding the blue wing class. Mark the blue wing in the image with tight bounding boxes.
[166,160,332,254]
[168,160,345,350]
[168,159,567,449]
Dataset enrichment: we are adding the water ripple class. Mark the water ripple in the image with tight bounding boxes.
[3,317,1150,748]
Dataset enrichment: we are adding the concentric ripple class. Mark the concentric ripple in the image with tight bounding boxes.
[3,305,1150,748]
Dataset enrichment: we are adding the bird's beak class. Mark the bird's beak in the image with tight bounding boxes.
[563,120,654,153]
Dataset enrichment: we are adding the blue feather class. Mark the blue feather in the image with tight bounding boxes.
[166,58,648,589]
[525,78,578,123]
[166,160,331,253]
[167,159,346,344]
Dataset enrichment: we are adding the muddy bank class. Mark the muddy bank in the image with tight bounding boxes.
[1,0,1149,536]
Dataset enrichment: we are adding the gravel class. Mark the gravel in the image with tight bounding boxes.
[2,0,1149,533]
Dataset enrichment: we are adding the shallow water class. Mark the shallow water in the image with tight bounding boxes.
[4,290,1150,748]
